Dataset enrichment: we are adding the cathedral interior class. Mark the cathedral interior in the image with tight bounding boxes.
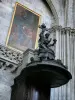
[0,0,75,100]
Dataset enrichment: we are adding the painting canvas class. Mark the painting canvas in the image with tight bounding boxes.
[6,2,40,52]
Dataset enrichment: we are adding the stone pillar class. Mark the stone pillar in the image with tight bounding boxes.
[0,44,23,100]
[66,0,74,28]
[0,70,14,100]
[52,26,62,60]
[50,26,75,100]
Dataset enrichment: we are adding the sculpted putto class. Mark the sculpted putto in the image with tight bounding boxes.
[38,24,57,61]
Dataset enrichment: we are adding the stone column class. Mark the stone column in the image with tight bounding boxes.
[0,70,14,100]
[50,26,62,100]
[52,25,62,59]
[50,26,75,100]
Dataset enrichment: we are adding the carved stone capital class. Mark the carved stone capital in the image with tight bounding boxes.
[64,27,71,31]
[61,28,65,32]
[51,25,62,31]
[49,26,75,35]
[70,29,75,33]
[49,27,56,33]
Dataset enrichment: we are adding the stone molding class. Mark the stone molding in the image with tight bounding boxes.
[49,25,75,34]
[0,44,23,74]
[0,44,23,64]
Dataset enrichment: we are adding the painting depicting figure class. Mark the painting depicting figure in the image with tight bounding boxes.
[6,2,40,52]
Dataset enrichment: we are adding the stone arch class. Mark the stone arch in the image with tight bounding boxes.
[46,0,59,25]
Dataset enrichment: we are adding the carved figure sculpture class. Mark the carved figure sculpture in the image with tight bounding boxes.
[38,24,57,61]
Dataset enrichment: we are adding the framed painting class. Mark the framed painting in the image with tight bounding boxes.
[6,2,41,52]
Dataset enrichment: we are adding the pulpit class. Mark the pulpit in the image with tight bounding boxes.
[11,24,72,100]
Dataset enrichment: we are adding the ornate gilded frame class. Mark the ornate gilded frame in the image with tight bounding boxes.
[6,2,41,53]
